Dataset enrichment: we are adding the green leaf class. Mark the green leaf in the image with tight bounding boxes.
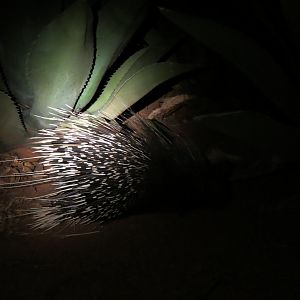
[160,8,300,122]
[280,0,300,50]
[90,48,149,112]
[88,19,185,116]
[123,46,168,79]
[74,0,149,111]
[125,31,184,80]
[91,41,181,113]
[88,62,196,119]
[0,91,27,151]
[0,0,63,107]
[27,0,94,129]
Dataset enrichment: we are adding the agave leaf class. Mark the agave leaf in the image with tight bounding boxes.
[74,0,149,111]
[91,48,149,112]
[124,46,169,79]
[0,91,27,151]
[119,17,185,84]
[0,0,64,107]
[194,111,300,164]
[125,32,184,80]
[27,0,94,129]
[88,62,196,119]
[92,41,182,113]
[280,0,300,50]
[160,8,300,122]
[89,21,185,115]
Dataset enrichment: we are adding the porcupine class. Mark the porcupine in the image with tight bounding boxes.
[0,108,199,231]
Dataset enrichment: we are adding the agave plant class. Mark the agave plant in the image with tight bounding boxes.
[2,0,300,177]
[0,0,196,151]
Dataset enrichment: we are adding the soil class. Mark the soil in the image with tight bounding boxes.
[0,91,299,299]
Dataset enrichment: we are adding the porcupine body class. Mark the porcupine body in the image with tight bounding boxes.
[5,109,195,231]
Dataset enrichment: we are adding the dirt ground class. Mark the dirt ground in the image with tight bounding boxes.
[0,169,299,299]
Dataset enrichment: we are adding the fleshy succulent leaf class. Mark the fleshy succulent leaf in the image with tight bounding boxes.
[27,0,94,129]
[160,8,300,122]
[74,0,149,111]
[0,0,64,108]
[90,48,148,112]
[88,62,197,119]
[92,42,179,113]
[121,47,166,80]
[87,20,185,116]
[0,91,27,151]
[120,24,185,84]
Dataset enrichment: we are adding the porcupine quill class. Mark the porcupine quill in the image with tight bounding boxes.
[0,108,198,231]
